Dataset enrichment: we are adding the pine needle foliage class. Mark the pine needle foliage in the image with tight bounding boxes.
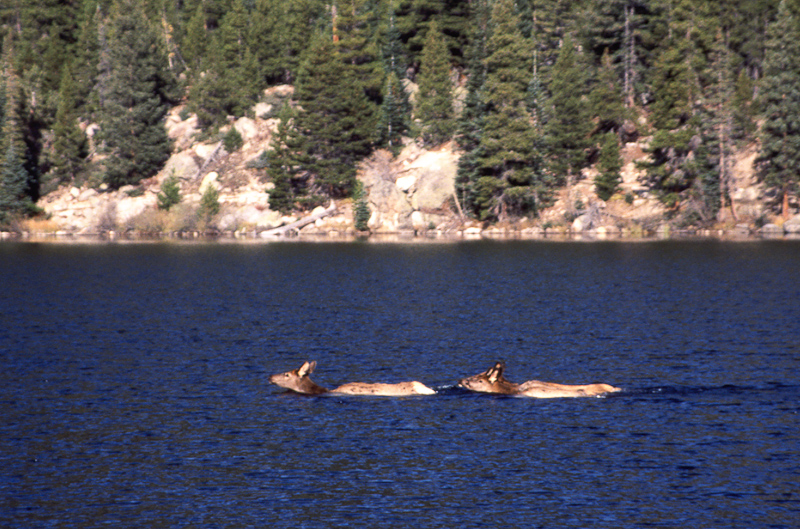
[157,174,181,211]
[757,0,800,217]
[594,132,622,201]
[97,0,175,189]
[292,36,375,198]
[416,20,455,147]
[545,36,591,184]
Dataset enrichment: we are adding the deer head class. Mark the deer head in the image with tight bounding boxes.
[457,361,520,395]
[269,361,328,395]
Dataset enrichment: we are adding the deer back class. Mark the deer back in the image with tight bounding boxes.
[333,381,436,396]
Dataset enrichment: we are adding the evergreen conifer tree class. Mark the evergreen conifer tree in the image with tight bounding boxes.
[335,0,384,105]
[545,36,591,185]
[0,67,36,203]
[690,141,721,224]
[642,30,701,207]
[469,0,544,221]
[97,0,176,189]
[415,19,455,147]
[703,27,734,220]
[265,102,299,214]
[383,6,407,80]
[731,69,755,144]
[249,0,285,85]
[0,143,33,225]
[182,3,208,72]
[157,174,182,210]
[594,131,622,201]
[589,49,625,134]
[73,1,101,118]
[199,183,221,222]
[352,180,371,232]
[580,0,651,108]
[377,70,410,152]
[757,0,800,218]
[394,0,470,70]
[50,64,87,189]
[292,36,375,197]
[188,0,260,127]
[455,0,490,215]
[0,70,28,167]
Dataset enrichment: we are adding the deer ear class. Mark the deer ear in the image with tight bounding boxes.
[488,362,505,383]
[298,361,316,377]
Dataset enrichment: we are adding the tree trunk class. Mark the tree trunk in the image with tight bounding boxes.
[783,189,790,219]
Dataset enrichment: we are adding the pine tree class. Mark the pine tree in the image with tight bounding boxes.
[0,143,33,225]
[594,131,622,201]
[249,0,285,85]
[415,19,454,147]
[266,102,299,214]
[394,0,471,70]
[731,69,755,144]
[199,182,220,222]
[383,5,408,80]
[73,1,102,118]
[691,140,721,224]
[519,0,580,79]
[292,35,375,198]
[157,174,182,210]
[758,0,800,218]
[352,180,371,231]
[469,0,545,221]
[335,0,385,105]
[0,70,28,166]
[98,0,176,189]
[642,27,699,207]
[545,36,591,185]
[0,67,36,203]
[377,70,410,152]
[50,63,87,190]
[455,0,490,215]
[703,27,734,220]
[589,48,625,135]
[247,0,327,86]
[579,0,652,108]
[182,3,208,72]
[188,0,260,127]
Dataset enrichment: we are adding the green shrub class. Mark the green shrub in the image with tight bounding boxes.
[157,175,182,211]
[223,126,244,152]
[353,181,371,232]
[199,184,220,220]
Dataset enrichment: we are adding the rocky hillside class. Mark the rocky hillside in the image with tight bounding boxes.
[18,86,800,241]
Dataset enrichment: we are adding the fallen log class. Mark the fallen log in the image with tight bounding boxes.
[259,201,337,237]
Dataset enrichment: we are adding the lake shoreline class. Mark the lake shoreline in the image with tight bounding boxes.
[3,227,799,244]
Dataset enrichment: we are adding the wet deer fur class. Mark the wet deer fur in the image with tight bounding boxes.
[269,361,436,396]
[458,361,620,398]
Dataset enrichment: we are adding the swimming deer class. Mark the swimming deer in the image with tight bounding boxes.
[458,361,621,398]
[269,361,436,396]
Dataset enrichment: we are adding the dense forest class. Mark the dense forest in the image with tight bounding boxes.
[1,0,800,228]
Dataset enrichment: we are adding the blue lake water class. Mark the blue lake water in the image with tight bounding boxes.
[1,240,798,528]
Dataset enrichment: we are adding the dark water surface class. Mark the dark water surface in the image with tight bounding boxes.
[1,240,798,528]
